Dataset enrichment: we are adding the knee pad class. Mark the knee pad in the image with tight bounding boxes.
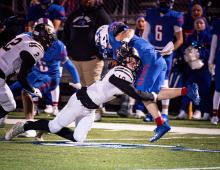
[48,119,63,133]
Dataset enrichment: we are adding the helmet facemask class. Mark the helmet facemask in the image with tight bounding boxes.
[33,23,56,50]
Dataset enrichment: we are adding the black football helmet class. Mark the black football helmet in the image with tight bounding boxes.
[32,23,56,50]
[157,0,175,13]
[117,46,141,77]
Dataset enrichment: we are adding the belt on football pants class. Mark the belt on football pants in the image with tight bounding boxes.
[0,69,5,79]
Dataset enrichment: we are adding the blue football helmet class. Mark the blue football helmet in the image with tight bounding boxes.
[95,25,112,58]
[157,0,175,13]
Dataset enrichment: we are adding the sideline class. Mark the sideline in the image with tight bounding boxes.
[5,119,220,135]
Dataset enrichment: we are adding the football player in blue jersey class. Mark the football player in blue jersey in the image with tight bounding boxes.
[97,22,200,142]
[144,0,184,118]
[8,18,80,137]
[209,19,220,125]
[26,0,65,32]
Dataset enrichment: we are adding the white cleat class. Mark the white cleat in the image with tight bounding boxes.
[192,110,201,120]
[134,110,145,118]
[53,106,59,116]
[201,113,210,120]
[211,116,219,125]
[176,110,188,120]
[44,105,53,114]
[5,122,25,141]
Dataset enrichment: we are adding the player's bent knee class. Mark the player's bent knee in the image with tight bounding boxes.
[4,100,16,112]
[48,119,63,133]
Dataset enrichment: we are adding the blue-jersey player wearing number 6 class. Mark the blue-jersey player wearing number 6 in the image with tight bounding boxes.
[144,0,184,117]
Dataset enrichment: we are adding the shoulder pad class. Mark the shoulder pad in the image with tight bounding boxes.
[113,66,134,83]
[27,41,44,62]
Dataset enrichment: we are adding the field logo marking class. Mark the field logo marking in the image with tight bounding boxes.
[34,141,220,153]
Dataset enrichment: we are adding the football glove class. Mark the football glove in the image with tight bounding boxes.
[28,88,42,98]
[186,83,200,105]
[69,82,82,90]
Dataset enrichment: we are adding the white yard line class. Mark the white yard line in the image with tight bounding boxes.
[5,119,220,135]
[134,167,220,170]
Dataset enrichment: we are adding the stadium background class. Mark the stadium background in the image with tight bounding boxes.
[2,0,220,113]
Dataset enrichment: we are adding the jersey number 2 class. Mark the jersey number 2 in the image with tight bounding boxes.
[155,25,163,41]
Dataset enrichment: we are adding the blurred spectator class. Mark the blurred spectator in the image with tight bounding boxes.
[135,16,146,38]
[61,0,79,17]
[62,0,111,121]
[0,0,14,21]
[183,3,204,39]
[0,16,21,47]
[26,0,65,32]
[177,17,212,120]
[29,0,40,6]
[208,18,220,125]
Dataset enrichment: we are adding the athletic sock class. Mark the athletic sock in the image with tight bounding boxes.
[24,119,50,131]
[213,109,218,117]
[56,127,76,142]
[0,106,9,119]
[181,87,187,96]
[155,116,164,126]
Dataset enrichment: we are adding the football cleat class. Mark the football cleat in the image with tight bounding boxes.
[44,105,53,114]
[186,83,200,105]
[161,113,169,123]
[5,122,25,140]
[201,113,210,120]
[211,116,219,125]
[176,110,188,120]
[192,110,201,120]
[150,122,171,142]
[143,113,154,122]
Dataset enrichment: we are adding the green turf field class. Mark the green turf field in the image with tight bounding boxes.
[0,112,220,170]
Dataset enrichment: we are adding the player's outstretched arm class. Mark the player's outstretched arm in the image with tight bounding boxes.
[109,75,156,102]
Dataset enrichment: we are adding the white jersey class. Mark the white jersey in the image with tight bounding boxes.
[87,66,134,105]
[0,33,44,77]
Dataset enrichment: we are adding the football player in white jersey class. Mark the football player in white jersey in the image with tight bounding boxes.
[0,22,55,120]
[5,46,200,142]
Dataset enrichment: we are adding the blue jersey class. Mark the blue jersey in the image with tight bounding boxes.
[146,8,183,48]
[26,4,65,22]
[33,39,67,78]
[212,19,220,62]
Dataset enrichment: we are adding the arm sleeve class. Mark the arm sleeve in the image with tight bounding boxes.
[63,59,80,83]
[109,74,155,102]
[17,51,36,93]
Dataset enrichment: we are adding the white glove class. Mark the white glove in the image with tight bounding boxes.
[31,88,42,98]
[160,41,174,56]
[151,92,158,102]
[69,82,82,90]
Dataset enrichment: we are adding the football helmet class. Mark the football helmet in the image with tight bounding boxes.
[95,25,112,58]
[32,19,56,50]
[157,0,175,13]
[117,46,141,76]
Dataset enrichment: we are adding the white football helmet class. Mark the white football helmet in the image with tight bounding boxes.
[34,18,55,33]
[95,25,112,58]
